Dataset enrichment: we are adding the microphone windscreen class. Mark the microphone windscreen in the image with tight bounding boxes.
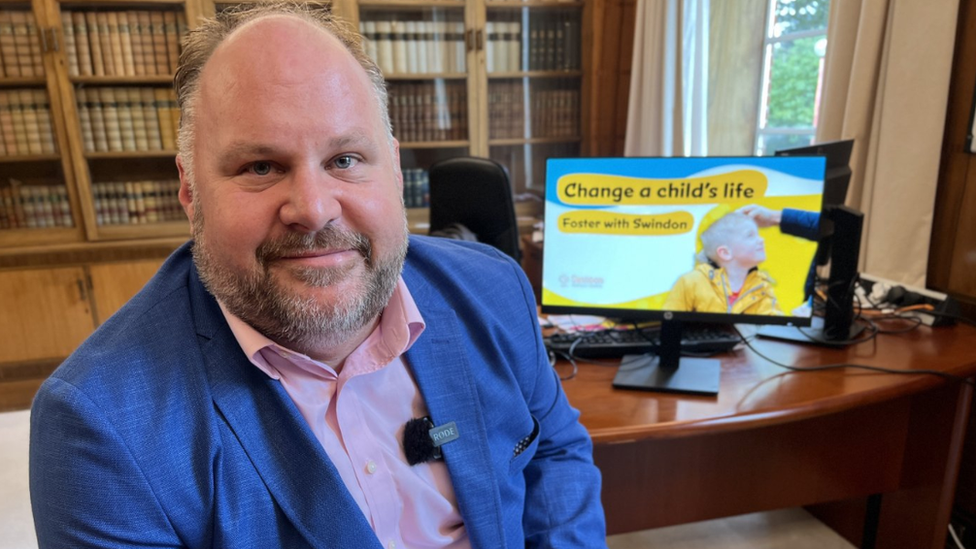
[404,417,437,465]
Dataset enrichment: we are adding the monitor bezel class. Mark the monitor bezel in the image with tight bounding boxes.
[540,155,826,329]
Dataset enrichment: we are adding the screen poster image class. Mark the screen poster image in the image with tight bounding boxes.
[542,157,826,326]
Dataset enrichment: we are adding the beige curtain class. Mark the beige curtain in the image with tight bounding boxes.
[625,0,709,156]
[816,0,958,286]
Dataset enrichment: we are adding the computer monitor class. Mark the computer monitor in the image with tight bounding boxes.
[774,139,854,266]
[542,156,826,395]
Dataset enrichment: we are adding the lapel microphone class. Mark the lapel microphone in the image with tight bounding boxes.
[403,416,459,466]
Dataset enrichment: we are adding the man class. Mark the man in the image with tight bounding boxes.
[29,4,606,548]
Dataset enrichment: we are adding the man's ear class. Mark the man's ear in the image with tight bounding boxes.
[176,155,195,227]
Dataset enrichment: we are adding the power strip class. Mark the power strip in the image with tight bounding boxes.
[857,273,958,326]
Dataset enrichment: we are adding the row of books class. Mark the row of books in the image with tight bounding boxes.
[60,9,187,78]
[0,89,58,157]
[0,10,45,78]
[388,82,467,143]
[0,181,74,230]
[488,81,580,139]
[402,168,429,209]
[92,180,183,226]
[522,14,581,72]
[360,18,466,75]
[76,87,179,153]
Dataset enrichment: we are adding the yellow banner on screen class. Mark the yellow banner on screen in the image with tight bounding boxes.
[557,210,694,235]
[557,170,768,205]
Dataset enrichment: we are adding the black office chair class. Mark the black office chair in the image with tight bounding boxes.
[427,156,521,262]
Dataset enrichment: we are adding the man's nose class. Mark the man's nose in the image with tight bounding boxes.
[278,167,341,233]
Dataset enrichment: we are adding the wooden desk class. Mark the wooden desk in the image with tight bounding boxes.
[560,323,976,548]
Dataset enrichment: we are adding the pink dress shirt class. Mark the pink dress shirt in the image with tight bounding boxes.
[219,278,470,549]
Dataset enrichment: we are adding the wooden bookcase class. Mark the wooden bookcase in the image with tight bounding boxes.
[0,0,603,372]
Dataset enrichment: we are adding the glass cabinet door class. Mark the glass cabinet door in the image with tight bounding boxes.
[357,2,470,213]
[486,2,582,196]
[1,1,84,247]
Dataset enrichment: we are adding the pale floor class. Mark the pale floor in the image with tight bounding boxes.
[1,409,854,549]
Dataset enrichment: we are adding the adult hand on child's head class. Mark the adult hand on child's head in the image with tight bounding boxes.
[737,205,781,228]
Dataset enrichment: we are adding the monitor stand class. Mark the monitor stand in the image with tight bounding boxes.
[612,319,720,396]
[757,316,865,347]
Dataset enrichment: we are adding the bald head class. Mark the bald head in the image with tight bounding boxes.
[174,3,390,184]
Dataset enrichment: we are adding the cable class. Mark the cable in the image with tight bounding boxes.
[731,325,976,387]
[949,523,967,549]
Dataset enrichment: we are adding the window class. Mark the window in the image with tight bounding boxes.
[755,0,831,155]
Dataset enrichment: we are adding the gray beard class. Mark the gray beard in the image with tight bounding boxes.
[191,213,408,356]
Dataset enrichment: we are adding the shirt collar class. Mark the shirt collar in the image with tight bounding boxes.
[218,276,426,380]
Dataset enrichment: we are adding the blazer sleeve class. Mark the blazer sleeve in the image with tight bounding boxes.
[780,208,820,241]
[30,377,184,548]
[502,256,608,548]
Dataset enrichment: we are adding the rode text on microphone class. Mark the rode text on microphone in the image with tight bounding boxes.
[403,417,459,465]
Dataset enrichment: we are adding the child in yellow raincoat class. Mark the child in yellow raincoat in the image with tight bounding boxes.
[663,211,782,315]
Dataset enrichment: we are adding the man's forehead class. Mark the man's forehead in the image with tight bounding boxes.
[201,15,348,87]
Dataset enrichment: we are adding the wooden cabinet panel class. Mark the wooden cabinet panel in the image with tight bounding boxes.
[0,267,95,364]
[88,259,164,324]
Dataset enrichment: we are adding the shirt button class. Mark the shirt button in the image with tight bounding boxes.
[387,541,396,549]
[365,460,377,475]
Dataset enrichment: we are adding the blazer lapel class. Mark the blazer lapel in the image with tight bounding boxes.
[189,268,380,549]
[405,307,506,549]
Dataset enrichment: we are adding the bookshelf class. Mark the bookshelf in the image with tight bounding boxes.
[0,0,602,371]
[2,0,594,251]
[339,0,590,225]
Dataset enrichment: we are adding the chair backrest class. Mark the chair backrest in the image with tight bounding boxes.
[427,157,521,261]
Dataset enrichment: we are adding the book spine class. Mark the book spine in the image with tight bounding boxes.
[92,182,104,225]
[375,20,393,74]
[19,90,43,154]
[163,11,179,74]
[509,21,521,72]
[0,91,16,155]
[130,10,145,76]
[454,22,466,73]
[137,11,154,75]
[0,11,18,77]
[8,91,29,154]
[117,87,136,151]
[150,11,168,75]
[100,87,122,151]
[129,88,147,150]
[26,14,43,76]
[32,89,56,154]
[391,21,407,74]
[76,88,95,152]
[61,11,79,77]
[10,11,33,78]
[107,12,124,77]
[0,187,9,229]
[85,12,104,77]
[0,97,6,155]
[117,12,135,76]
[141,87,162,150]
[404,21,418,74]
[485,21,495,73]
[424,21,439,73]
[71,12,92,76]
[152,87,172,150]
[88,87,108,152]
[96,12,114,77]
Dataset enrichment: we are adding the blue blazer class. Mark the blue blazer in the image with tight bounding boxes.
[30,236,606,548]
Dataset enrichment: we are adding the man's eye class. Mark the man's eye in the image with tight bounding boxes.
[248,162,273,176]
[333,156,358,169]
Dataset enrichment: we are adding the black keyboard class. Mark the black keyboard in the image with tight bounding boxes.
[544,326,741,359]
